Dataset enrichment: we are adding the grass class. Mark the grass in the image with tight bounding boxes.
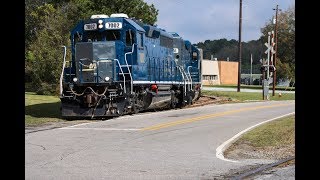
[202,90,295,101]
[25,92,64,126]
[204,84,295,91]
[238,115,295,147]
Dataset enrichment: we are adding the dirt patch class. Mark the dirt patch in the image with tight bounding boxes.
[189,95,241,107]
[224,141,295,165]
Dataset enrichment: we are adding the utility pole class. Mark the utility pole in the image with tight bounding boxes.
[250,53,253,85]
[272,5,280,96]
[237,0,242,92]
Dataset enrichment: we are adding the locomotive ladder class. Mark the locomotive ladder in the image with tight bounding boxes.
[120,44,135,94]
[187,66,193,91]
[177,65,191,96]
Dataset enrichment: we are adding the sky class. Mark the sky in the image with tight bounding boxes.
[143,0,295,44]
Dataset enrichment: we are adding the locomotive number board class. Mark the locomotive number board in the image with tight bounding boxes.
[84,23,97,30]
[105,22,122,29]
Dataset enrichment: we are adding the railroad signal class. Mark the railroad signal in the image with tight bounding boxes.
[262,31,277,101]
[270,31,276,54]
[269,65,276,72]
[265,31,276,55]
[264,42,271,54]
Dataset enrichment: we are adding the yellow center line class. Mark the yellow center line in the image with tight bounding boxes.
[141,103,293,131]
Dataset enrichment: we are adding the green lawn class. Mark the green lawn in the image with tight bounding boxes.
[25,92,63,126]
[237,115,295,147]
[204,84,295,91]
[201,90,295,101]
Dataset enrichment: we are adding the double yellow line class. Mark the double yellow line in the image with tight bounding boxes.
[141,103,293,131]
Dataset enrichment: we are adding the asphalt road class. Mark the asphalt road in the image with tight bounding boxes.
[25,100,295,179]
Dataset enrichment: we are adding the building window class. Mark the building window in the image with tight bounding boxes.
[213,75,218,80]
[203,75,218,80]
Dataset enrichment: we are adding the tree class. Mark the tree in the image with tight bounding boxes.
[52,0,158,25]
[260,5,295,82]
[26,3,70,94]
[25,0,159,94]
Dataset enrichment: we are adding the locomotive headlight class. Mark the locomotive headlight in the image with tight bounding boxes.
[73,77,78,82]
[98,20,103,29]
[104,76,110,81]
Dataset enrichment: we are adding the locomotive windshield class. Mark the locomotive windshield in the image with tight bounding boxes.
[85,30,121,42]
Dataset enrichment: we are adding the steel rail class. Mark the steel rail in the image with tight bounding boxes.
[232,156,295,180]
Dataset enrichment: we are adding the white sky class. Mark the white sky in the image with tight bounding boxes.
[143,0,295,44]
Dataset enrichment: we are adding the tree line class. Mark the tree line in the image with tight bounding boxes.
[25,1,294,95]
[25,0,158,95]
[195,5,295,82]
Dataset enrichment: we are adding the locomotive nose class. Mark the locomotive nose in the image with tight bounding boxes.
[75,41,117,84]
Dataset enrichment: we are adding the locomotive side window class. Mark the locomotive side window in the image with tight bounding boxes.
[137,32,144,49]
[126,29,135,46]
[73,32,82,44]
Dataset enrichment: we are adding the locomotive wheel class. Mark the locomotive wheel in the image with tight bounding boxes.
[128,98,139,115]
[187,95,193,105]
[170,97,178,109]
[130,104,139,114]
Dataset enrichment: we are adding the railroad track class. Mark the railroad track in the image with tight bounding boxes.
[231,156,295,180]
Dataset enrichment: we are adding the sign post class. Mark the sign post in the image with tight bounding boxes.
[262,31,275,100]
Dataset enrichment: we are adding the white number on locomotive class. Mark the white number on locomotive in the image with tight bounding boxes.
[105,22,122,29]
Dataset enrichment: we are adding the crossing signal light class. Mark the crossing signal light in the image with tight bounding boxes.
[269,66,276,72]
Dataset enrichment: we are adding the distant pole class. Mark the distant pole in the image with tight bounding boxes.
[267,32,271,81]
[272,5,280,96]
[262,67,265,100]
[250,53,253,85]
[237,0,242,92]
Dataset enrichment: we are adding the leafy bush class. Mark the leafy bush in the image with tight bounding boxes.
[35,83,58,95]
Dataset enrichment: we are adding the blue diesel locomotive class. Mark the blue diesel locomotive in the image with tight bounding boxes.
[60,13,202,118]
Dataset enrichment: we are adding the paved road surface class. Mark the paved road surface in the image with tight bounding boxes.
[26,100,295,179]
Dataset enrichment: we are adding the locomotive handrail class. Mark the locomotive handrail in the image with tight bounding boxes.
[177,65,189,95]
[59,45,67,98]
[182,66,191,85]
[98,58,126,93]
[182,66,191,94]
[187,66,193,90]
[124,44,135,94]
[172,57,191,95]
